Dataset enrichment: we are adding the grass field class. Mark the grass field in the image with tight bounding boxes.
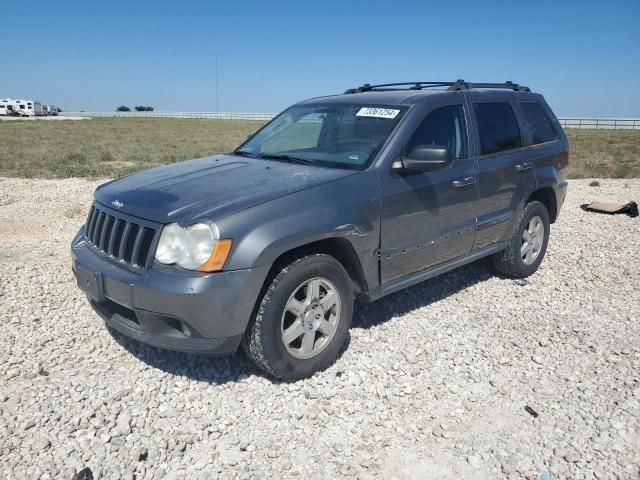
[0,118,260,178]
[1,117,639,178]
[565,129,640,178]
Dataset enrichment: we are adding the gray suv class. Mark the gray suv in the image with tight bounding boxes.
[71,80,569,380]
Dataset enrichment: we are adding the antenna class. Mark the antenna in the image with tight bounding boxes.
[215,54,219,114]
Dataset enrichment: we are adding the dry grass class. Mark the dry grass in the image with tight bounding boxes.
[0,119,638,178]
[0,118,262,178]
[566,128,640,178]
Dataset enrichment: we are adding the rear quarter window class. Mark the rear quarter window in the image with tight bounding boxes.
[520,102,558,145]
[473,102,522,155]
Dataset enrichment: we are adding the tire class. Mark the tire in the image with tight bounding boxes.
[491,200,551,278]
[243,254,353,380]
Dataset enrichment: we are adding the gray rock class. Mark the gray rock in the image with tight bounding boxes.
[467,455,483,469]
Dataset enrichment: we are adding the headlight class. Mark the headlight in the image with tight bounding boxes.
[154,223,232,272]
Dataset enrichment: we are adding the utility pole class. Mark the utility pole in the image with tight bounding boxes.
[215,54,219,114]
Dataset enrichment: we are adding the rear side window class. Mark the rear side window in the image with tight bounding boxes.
[405,105,467,159]
[474,102,521,155]
[520,102,558,145]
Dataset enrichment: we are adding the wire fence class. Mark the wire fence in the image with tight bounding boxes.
[557,118,640,130]
[60,111,275,121]
[59,111,640,129]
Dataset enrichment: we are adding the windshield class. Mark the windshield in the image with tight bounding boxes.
[236,103,407,169]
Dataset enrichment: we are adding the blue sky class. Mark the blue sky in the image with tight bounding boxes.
[2,0,639,116]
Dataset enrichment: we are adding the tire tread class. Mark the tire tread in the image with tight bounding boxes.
[242,253,348,380]
[492,200,550,278]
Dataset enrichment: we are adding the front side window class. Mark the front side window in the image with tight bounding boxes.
[474,102,522,155]
[520,102,558,145]
[405,105,467,159]
[237,103,407,169]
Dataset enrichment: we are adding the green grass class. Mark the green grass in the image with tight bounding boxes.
[0,118,262,178]
[0,118,639,178]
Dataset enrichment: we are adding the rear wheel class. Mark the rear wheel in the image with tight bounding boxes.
[492,200,551,278]
[243,254,353,380]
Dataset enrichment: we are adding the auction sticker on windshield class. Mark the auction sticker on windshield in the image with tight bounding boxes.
[356,107,400,119]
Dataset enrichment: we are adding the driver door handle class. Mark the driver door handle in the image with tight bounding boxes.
[452,176,476,188]
[515,161,534,172]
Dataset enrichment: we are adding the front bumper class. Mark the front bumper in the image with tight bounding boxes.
[71,227,270,356]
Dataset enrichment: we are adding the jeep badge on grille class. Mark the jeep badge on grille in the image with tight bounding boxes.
[111,199,124,209]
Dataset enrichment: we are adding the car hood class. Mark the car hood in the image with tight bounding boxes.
[94,154,357,224]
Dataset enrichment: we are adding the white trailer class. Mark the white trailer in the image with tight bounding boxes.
[0,98,43,116]
[0,98,11,116]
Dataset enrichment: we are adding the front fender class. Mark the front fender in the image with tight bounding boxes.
[216,172,381,290]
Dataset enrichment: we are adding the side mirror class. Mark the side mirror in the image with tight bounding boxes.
[391,145,452,173]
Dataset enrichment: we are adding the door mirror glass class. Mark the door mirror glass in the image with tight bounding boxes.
[392,145,452,173]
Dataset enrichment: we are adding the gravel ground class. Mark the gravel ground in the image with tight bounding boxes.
[1,177,639,480]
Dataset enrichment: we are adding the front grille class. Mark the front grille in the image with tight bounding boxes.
[84,203,160,270]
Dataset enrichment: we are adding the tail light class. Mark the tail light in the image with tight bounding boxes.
[562,148,569,167]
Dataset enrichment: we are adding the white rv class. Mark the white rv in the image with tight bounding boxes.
[0,98,43,116]
[0,98,11,116]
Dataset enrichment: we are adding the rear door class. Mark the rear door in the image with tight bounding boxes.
[515,99,564,191]
[379,99,478,283]
[469,93,534,249]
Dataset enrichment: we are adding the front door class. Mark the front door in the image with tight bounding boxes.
[380,103,478,284]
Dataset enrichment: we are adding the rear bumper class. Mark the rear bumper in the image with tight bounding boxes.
[555,181,568,220]
[71,227,270,356]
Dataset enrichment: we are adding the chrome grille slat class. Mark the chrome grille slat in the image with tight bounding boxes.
[92,212,106,245]
[99,216,113,252]
[107,219,121,256]
[87,208,98,241]
[83,202,161,272]
[123,224,139,263]
[143,229,157,267]
[131,227,145,266]
[86,206,95,233]
[118,223,132,261]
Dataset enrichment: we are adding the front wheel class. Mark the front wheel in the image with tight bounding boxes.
[243,254,353,380]
[491,200,551,278]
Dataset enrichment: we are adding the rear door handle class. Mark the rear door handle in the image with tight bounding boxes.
[515,162,534,172]
[452,176,476,188]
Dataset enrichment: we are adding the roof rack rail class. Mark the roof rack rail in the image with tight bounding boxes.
[343,79,531,94]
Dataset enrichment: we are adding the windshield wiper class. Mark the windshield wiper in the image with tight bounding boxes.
[257,154,314,165]
[233,150,257,158]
